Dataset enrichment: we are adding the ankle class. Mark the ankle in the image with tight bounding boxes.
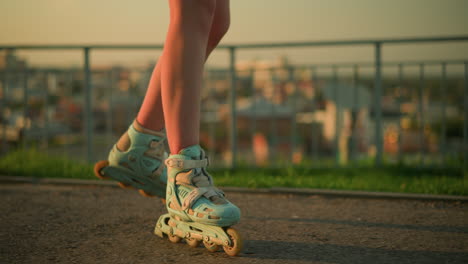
[133,119,165,137]
[135,117,165,134]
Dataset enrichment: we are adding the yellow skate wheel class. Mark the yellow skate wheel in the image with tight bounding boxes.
[94,160,109,179]
[118,182,132,189]
[223,228,243,256]
[186,238,200,248]
[138,189,155,197]
[168,234,181,243]
[203,241,219,252]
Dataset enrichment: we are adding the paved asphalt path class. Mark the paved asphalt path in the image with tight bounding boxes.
[1,183,467,264]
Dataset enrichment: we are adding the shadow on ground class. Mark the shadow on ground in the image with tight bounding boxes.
[242,240,468,263]
[246,216,468,233]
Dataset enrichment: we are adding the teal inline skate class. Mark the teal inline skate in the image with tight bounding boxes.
[94,120,167,199]
[154,145,243,256]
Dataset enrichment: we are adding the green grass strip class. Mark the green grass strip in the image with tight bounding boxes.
[0,149,466,195]
[213,167,467,195]
[0,149,95,180]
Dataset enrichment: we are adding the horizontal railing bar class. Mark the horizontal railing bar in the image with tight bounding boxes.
[0,68,151,73]
[1,59,465,73]
[293,60,468,69]
[0,45,165,50]
[0,35,467,50]
[224,35,468,49]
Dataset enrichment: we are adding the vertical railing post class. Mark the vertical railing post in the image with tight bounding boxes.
[311,66,319,164]
[249,68,257,167]
[1,48,15,155]
[43,71,50,153]
[351,64,360,165]
[205,70,216,162]
[64,70,74,158]
[397,63,404,164]
[440,63,447,167]
[332,65,340,167]
[464,61,468,168]
[22,67,29,149]
[289,66,298,163]
[418,64,425,166]
[107,69,114,148]
[374,42,383,167]
[228,47,237,168]
[1,48,7,154]
[84,47,93,162]
[269,68,279,165]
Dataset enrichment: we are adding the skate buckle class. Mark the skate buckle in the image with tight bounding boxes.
[166,159,184,169]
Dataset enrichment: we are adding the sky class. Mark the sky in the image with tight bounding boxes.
[1,0,467,67]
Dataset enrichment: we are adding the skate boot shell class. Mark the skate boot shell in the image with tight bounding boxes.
[154,145,242,255]
[94,120,167,198]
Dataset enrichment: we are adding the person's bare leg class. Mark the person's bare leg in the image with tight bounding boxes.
[205,0,230,61]
[162,0,220,154]
[159,1,241,245]
[136,0,229,134]
[97,0,230,199]
[136,60,166,132]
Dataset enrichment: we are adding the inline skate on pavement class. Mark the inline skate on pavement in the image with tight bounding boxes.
[93,120,167,199]
[154,145,243,256]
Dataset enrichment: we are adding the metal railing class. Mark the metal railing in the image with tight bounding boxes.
[1,35,467,168]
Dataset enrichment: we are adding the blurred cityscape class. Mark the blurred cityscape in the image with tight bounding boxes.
[0,45,466,168]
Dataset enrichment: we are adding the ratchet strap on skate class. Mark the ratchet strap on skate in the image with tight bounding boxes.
[180,186,224,210]
[166,157,225,210]
[165,158,209,170]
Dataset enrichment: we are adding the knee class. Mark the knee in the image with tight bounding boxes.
[170,0,217,36]
[207,11,230,49]
[212,13,230,41]
[197,0,217,13]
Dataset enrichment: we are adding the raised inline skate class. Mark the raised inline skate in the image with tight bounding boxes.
[154,145,243,256]
[93,120,167,198]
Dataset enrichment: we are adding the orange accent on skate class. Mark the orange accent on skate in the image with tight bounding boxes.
[94,160,110,179]
[138,189,155,197]
[118,182,132,189]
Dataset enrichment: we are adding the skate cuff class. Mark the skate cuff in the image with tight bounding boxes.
[165,158,209,170]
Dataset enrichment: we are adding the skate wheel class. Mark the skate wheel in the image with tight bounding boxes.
[138,189,155,197]
[223,228,243,256]
[94,160,109,179]
[203,241,219,252]
[118,182,132,189]
[168,234,181,243]
[186,238,200,248]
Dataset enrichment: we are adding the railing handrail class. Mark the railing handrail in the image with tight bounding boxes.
[1,35,467,167]
[0,59,466,72]
[0,35,467,50]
